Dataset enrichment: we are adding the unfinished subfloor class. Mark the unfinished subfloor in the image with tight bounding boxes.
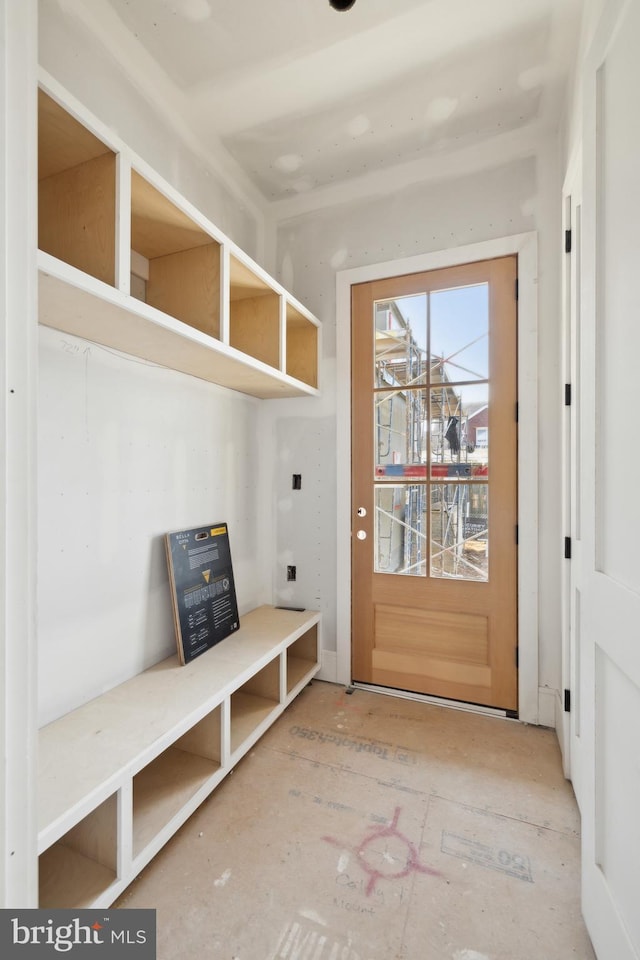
[116,681,595,960]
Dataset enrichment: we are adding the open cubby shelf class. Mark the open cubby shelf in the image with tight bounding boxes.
[38,792,118,909]
[230,654,281,756]
[38,88,117,287]
[132,747,219,860]
[287,302,319,390]
[37,606,320,908]
[132,704,223,860]
[287,624,319,694]
[37,85,320,399]
[39,844,118,911]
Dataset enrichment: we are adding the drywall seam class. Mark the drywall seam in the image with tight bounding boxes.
[272,120,551,224]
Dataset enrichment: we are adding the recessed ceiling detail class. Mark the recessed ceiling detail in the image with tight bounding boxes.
[101,0,583,206]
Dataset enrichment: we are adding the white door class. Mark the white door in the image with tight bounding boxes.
[580,1,640,956]
[560,177,585,804]
[569,193,585,809]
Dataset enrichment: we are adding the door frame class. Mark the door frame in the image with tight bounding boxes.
[335,232,540,723]
[560,150,583,787]
[0,0,39,905]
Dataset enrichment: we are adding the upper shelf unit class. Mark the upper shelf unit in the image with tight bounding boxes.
[37,81,320,400]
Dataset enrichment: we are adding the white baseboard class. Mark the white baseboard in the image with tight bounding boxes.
[554,688,566,734]
[538,686,558,727]
[317,648,337,683]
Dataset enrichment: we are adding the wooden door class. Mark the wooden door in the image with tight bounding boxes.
[351,257,518,711]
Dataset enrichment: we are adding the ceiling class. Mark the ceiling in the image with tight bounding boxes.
[90,0,584,210]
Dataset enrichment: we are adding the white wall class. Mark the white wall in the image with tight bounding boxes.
[270,142,564,709]
[562,0,608,170]
[38,329,267,725]
[258,368,338,651]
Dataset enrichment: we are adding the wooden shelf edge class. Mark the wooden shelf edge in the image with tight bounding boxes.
[38,253,319,399]
[286,296,321,327]
[265,375,320,400]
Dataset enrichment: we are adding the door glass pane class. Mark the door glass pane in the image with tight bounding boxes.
[430,483,488,580]
[430,382,489,479]
[375,388,427,479]
[430,283,489,383]
[375,484,427,576]
[374,294,427,388]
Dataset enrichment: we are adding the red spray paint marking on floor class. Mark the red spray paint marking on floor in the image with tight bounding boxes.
[323,806,440,896]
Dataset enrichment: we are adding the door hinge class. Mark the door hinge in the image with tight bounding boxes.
[564,536,572,559]
[565,229,572,254]
[515,401,519,423]
[564,689,571,713]
[515,524,519,545]
[515,646,519,668]
[514,278,519,301]
[565,383,571,406]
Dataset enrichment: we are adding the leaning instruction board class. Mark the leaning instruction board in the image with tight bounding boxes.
[165,522,240,665]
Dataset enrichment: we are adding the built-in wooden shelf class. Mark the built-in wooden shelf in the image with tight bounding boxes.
[37,606,320,909]
[37,83,320,400]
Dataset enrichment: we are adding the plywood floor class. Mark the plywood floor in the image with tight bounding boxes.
[116,681,595,960]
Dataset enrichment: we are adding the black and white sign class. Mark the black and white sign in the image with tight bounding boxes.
[165,523,239,665]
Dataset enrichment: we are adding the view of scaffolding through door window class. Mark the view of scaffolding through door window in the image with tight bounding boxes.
[373,286,490,580]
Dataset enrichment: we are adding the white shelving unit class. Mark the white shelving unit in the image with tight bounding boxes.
[37,79,320,399]
[38,606,320,908]
[36,76,323,908]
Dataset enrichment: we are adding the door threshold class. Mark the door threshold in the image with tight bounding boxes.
[351,682,513,720]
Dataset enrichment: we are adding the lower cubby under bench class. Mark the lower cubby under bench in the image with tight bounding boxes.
[38,605,320,908]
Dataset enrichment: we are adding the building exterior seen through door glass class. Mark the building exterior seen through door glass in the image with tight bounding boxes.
[374,284,490,580]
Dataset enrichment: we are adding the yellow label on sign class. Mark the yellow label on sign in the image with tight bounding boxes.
[210,526,227,536]
[202,570,211,584]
